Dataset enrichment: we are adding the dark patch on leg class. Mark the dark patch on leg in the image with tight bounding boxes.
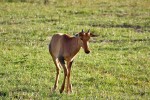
[69,60,73,68]
[59,56,65,64]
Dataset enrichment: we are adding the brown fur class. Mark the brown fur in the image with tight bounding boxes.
[49,30,97,93]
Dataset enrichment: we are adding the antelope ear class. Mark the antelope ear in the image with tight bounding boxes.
[90,33,99,37]
[87,29,90,33]
[82,29,84,33]
[87,29,90,36]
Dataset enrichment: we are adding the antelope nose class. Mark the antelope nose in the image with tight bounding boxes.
[85,50,90,54]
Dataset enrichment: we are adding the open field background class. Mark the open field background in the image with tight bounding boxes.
[0,0,150,99]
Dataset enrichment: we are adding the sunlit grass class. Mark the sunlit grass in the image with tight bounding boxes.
[0,0,150,99]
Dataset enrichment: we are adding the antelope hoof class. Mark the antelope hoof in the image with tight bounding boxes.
[59,89,63,93]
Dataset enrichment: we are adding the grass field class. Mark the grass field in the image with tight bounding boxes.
[0,0,150,99]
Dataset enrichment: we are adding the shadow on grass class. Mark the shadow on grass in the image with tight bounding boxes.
[98,46,149,51]
[85,22,150,33]
[100,38,149,42]
[98,47,129,51]
[0,91,7,97]
[0,72,8,78]
[49,91,64,99]
[91,23,142,29]
[90,38,150,43]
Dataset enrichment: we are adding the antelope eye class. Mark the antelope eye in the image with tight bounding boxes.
[80,38,83,40]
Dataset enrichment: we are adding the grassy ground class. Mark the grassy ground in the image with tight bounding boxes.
[0,0,150,99]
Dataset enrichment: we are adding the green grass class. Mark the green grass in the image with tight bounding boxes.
[0,0,150,99]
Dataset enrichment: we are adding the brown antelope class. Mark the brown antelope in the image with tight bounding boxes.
[49,29,97,94]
